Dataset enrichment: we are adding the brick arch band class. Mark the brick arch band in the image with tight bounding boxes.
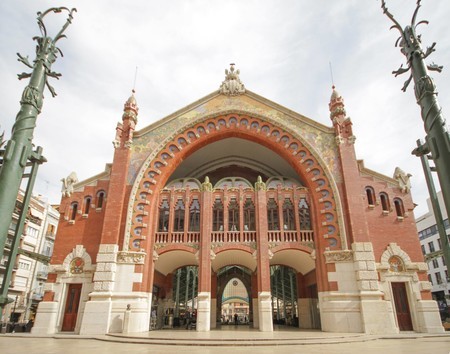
[124,113,347,255]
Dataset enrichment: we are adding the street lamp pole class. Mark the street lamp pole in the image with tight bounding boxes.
[416,139,450,279]
[380,1,450,270]
[0,8,76,314]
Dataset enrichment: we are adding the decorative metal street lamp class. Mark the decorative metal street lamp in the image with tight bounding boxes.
[0,8,76,321]
[380,1,450,275]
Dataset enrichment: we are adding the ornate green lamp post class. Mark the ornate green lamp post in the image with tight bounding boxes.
[0,8,76,320]
[380,1,450,276]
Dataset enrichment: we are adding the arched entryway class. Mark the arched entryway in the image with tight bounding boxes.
[151,248,198,330]
[270,247,321,330]
[216,266,252,327]
[128,113,342,331]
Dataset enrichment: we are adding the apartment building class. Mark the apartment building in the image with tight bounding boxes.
[0,191,59,324]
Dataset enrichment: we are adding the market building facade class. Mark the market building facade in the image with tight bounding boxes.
[32,66,443,335]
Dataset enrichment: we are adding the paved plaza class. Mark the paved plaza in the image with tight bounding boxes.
[0,328,449,354]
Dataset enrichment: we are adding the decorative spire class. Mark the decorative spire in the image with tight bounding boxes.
[219,63,246,96]
[328,85,346,122]
[329,86,355,144]
[123,89,139,123]
[114,90,138,149]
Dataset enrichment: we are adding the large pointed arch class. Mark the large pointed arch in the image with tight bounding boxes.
[124,112,347,256]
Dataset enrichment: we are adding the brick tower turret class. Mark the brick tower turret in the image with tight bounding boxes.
[329,86,370,243]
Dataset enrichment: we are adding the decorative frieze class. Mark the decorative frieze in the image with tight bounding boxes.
[117,251,146,264]
[324,250,353,263]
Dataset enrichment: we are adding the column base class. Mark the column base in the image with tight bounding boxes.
[258,291,273,332]
[79,297,113,335]
[415,300,445,333]
[31,301,59,334]
[360,298,397,334]
[196,292,211,331]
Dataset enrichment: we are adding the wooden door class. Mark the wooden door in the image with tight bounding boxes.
[62,284,82,331]
[391,282,413,331]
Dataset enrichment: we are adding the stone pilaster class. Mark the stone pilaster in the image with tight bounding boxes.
[352,242,379,292]
[79,244,118,334]
[197,292,211,331]
[93,244,119,291]
[196,180,213,331]
[352,243,397,333]
[255,184,273,331]
[257,291,273,332]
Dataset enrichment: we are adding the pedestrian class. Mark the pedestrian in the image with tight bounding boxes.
[186,309,191,329]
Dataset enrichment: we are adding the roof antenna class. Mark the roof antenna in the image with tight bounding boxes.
[132,66,138,93]
[329,61,335,89]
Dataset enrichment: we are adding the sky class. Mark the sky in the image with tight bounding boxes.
[0,0,449,218]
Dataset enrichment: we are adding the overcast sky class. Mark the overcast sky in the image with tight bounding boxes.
[1,0,449,218]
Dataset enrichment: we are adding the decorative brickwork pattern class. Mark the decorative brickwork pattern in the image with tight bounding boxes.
[125,114,345,257]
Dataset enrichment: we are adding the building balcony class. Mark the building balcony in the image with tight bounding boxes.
[36,271,48,280]
[155,231,200,244]
[45,232,56,240]
[154,230,315,248]
[32,293,43,301]
[4,238,13,250]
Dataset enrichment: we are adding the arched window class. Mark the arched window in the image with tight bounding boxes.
[365,187,376,206]
[393,198,405,218]
[212,198,224,231]
[96,190,106,209]
[84,196,91,215]
[243,198,255,231]
[70,202,78,221]
[158,199,170,232]
[380,193,390,213]
[189,199,201,231]
[174,199,185,232]
[282,198,295,230]
[298,198,311,230]
[267,198,279,230]
[228,198,239,231]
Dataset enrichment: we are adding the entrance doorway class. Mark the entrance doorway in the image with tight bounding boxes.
[392,282,413,331]
[270,265,298,327]
[217,266,252,327]
[162,266,199,329]
[61,283,82,331]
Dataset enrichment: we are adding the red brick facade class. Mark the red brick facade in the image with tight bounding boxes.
[37,79,441,335]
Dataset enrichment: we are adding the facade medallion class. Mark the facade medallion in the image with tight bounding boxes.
[388,255,404,272]
[70,257,85,274]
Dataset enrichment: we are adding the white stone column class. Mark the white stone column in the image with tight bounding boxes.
[258,291,273,332]
[353,242,397,334]
[31,302,59,334]
[79,244,118,334]
[196,292,211,331]
[414,300,445,333]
